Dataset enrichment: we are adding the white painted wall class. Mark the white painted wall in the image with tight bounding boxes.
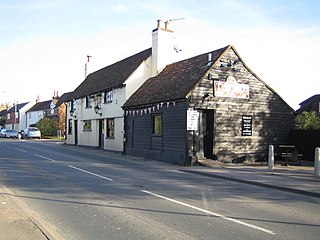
[151,21,176,76]
[26,110,44,127]
[125,57,151,98]
[77,119,98,147]
[66,58,152,152]
[19,102,34,131]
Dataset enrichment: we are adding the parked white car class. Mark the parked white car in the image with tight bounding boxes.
[0,129,6,138]
[0,129,18,138]
[22,127,41,139]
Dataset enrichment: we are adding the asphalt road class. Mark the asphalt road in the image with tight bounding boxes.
[0,139,319,240]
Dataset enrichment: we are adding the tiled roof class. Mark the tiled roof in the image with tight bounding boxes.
[27,100,51,112]
[27,92,72,112]
[56,92,72,107]
[296,94,320,113]
[123,46,229,108]
[0,109,7,117]
[299,94,320,106]
[7,102,29,113]
[67,48,152,100]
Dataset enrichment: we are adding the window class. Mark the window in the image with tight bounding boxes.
[15,112,18,119]
[70,100,74,110]
[153,115,162,135]
[7,113,10,120]
[86,96,92,108]
[106,118,114,138]
[104,90,113,103]
[68,119,72,134]
[83,120,92,131]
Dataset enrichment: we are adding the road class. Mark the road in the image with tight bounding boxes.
[0,139,319,240]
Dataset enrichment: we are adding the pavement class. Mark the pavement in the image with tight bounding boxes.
[0,156,319,240]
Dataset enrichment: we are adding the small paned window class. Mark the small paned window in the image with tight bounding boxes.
[86,96,92,108]
[68,119,72,134]
[104,90,113,103]
[153,115,162,135]
[106,118,114,138]
[83,120,92,131]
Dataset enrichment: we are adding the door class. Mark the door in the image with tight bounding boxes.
[74,120,78,146]
[203,110,214,158]
[197,110,214,159]
[99,119,104,149]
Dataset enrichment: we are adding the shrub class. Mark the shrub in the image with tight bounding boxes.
[295,111,320,130]
[36,118,57,136]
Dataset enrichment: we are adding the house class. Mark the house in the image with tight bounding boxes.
[26,91,71,136]
[66,20,177,151]
[296,94,320,115]
[0,109,7,128]
[5,102,33,131]
[122,45,295,165]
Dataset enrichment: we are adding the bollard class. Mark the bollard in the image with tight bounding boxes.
[268,145,274,172]
[315,147,320,177]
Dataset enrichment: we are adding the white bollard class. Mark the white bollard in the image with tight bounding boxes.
[315,147,320,177]
[268,145,274,172]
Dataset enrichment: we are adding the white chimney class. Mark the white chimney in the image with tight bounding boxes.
[151,20,175,76]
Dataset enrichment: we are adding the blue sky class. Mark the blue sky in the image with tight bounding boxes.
[1,0,319,109]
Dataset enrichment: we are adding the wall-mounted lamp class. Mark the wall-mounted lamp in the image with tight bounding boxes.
[69,109,76,118]
[94,105,102,116]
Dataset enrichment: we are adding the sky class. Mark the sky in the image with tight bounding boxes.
[0,0,319,110]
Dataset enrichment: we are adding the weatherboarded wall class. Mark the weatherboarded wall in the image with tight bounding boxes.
[188,47,295,162]
[124,101,190,165]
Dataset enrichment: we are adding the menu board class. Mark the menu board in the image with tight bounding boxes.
[242,115,252,136]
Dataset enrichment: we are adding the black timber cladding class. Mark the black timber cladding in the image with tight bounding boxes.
[125,101,189,164]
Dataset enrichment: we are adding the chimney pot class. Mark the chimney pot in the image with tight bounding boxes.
[165,21,169,30]
[157,20,161,29]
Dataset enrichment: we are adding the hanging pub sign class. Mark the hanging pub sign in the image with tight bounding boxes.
[214,76,249,99]
[242,115,252,136]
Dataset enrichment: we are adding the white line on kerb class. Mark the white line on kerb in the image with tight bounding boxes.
[14,148,27,153]
[34,154,56,162]
[68,165,113,182]
[141,190,275,235]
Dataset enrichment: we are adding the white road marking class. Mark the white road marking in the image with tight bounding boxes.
[14,148,27,153]
[141,190,275,235]
[68,165,113,182]
[34,154,56,162]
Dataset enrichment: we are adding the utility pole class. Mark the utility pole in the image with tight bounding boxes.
[14,101,17,130]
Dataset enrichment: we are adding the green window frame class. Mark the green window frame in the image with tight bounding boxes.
[83,120,92,131]
[152,115,162,135]
[106,118,114,138]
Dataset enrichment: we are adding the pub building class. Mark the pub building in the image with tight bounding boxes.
[122,45,295,165]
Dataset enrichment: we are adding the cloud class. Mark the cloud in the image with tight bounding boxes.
[113,4,129,13]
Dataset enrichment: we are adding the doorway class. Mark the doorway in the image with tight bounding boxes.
[74,120,78,146]
[99,119,104,149]
[197,109,214,159]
